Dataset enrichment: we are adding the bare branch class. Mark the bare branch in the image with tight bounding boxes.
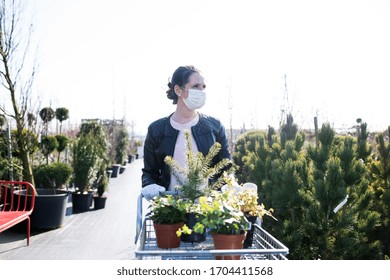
[0,0,38,184]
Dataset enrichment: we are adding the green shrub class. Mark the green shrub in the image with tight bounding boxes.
[34,162,72,189]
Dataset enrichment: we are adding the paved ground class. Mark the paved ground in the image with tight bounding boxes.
[0,159,144,260]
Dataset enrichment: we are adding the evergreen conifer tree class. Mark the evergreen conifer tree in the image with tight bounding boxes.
[233,120,383,259]
[356,121,372,162]
[304,124,381,259]
[280,114,298,148]
[232,130,266,184]
[370,126,390,257]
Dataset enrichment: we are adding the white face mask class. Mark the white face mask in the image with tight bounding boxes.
[183,89,206,110]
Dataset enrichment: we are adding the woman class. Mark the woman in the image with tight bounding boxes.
[141,65,231,200]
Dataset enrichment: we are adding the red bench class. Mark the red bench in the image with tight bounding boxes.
[0,181,36,246]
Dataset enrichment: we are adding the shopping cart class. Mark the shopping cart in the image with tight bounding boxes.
[134,193,289,260]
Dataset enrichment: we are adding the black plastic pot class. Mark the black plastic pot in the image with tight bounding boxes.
[93,196,107,210]
[111,164,121,178]
[119,166,126,174]
[180,212,206,243]
[243,215,258,248]
[16,189,69,229]
[33,189,69,229]
[72,192,93,213]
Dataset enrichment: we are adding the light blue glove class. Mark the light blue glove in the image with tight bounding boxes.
[141,184,165,201]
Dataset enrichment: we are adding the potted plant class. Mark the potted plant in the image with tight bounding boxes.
[116,126,129,164]
[108,123,129,177]
[30,162,72,229]
[193,192,250,260]
[148,194,190,249]
[93,167,109,210]
[164,130,231,242]
[71,121,108,213]
[71,133,102,213]
[222,173,277,248]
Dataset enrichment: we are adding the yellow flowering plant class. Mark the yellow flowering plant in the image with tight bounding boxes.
[222,172,277,222]
[193,192,250,235]
[176,224,192,237]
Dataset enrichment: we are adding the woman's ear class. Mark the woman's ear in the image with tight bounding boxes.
[174,85,182,97]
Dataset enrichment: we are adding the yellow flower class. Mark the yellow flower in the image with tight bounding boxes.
[176,224,192,237]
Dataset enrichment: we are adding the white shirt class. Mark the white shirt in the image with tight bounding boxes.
[168,115,200,191]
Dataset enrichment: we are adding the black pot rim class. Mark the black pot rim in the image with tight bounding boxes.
[14,189,69,197]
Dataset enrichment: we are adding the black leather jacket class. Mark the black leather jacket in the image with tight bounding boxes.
[142,113,231,188]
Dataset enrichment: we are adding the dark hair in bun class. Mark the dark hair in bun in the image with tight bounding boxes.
[166,65,199,104]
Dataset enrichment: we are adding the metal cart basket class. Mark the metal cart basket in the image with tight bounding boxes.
[135,194,289,260]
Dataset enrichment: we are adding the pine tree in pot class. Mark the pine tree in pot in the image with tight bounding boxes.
[164,130,231,242]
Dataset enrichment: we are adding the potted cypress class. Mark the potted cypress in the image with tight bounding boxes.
[115,126,129,175]
[107,123,129,178]
[71,121,108,213]
[71,133,98,212]
[93,167,109,210]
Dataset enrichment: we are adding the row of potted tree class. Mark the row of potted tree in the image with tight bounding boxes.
[0,114,134,230]
[0,3,137,232]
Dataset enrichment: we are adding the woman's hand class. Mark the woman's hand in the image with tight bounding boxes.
[141,184,166,201]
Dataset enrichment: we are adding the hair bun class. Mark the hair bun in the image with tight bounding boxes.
[167,82,172,89]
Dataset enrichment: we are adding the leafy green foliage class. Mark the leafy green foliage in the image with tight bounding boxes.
[72,133,102,193]
[55,107,69,123]
[72,122,108,193]
[39,107,55,136]
[96,163,109,197]
[193,193,250,235]
[40,135,59,164]
[55,134,70,162]
[114,127,129,164]
[148,195,188,224]
[39,107,55,123]
[11,129,39,158]
[34,162,72,189]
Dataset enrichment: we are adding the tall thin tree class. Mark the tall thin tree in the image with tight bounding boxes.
[0,0,37,185]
